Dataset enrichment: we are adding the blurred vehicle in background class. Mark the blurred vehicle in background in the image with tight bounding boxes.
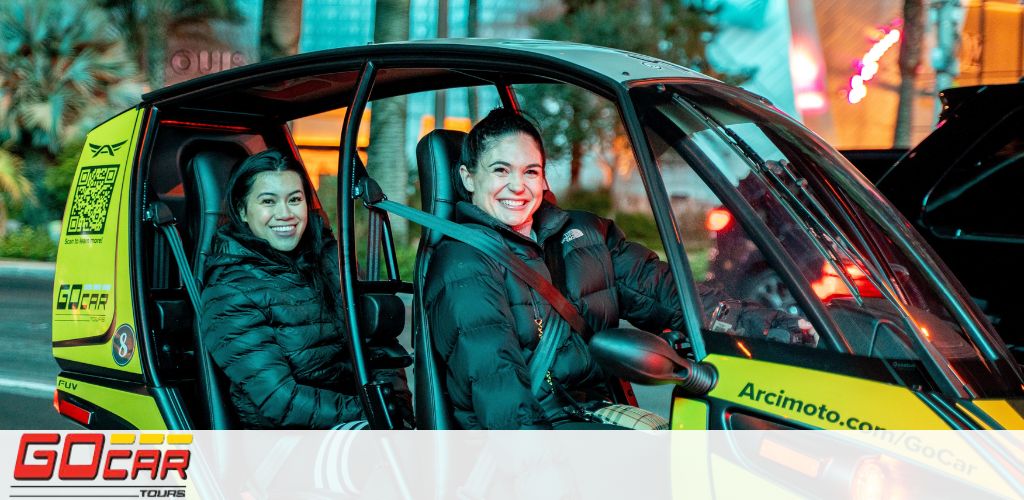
[840,148,909,181]
[707,80,1023,357]
[874,81,1024,352]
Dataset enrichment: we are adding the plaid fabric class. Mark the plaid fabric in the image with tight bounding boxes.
[589,404,669,430]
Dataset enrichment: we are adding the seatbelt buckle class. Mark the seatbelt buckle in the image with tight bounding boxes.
[144,201,176,227]
[355,176,387,206]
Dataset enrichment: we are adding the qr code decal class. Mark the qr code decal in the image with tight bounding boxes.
[67,165,120,235]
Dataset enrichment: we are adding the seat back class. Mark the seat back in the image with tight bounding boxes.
[412,129,466,430]
[183,144,247,274]
[182,142,248,429]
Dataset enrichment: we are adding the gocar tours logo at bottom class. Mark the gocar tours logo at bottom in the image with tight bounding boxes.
[13,433,191,498]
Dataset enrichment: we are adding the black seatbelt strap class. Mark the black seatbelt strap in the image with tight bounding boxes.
[145,201,202,311]
[369,197,593,339]
[366,206,383,280]
[145,201,237,429]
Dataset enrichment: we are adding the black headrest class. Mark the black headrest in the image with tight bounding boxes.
[416,129,466,245]
[183,143,247,271]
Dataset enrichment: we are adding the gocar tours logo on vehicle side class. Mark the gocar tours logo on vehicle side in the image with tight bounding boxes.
[55,284,111,312]
[13,433,191,497]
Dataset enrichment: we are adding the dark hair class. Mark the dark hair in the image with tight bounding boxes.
[222,148,337,311]
[456,108,545,200]
[224,148,312,232]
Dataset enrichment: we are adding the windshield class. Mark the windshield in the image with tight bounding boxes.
[631,82,1023,398]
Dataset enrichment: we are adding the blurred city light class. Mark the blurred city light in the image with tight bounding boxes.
[791,47,821,88]
[848,22,903,104]
[705,208,734,232]
[795,91,827,111]
[790,38,829,114]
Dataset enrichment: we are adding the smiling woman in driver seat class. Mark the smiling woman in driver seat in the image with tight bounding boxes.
[425,109,814,429]
[200,149,411,429]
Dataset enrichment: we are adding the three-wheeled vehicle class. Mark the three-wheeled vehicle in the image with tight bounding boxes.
[52,40,1024,435]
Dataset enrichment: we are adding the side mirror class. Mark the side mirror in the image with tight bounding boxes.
[589,328,717,396]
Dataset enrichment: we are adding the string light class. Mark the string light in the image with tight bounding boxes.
[848,22,902,104]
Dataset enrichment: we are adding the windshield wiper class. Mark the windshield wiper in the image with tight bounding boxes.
[685,109,869,305]
[764,157,914,307]
[672,94,972,398]
[681,102,900,310]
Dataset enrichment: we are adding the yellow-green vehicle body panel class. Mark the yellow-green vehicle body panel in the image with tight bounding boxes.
[53,107,143,373]
[669,354,1024,497]
[669,353,1024,431]
[56,375,166,429]
[970,399,1024,429]
[51,107,161,428]
[693,354,951,430]
[670,398,709,430]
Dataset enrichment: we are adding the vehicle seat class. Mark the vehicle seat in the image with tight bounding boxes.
[182,142,248,429]
[184,144,247,273]
[413,129,466,430]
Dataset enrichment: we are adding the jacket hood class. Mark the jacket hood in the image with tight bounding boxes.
[205,226,294,273]
[455,200,570,246]
[203,219,336,281]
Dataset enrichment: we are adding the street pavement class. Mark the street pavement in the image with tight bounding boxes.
[0,260,77,429]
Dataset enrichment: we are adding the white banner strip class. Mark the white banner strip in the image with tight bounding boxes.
[2,430,1022,499]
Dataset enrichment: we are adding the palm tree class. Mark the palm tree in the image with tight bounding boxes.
[260,0,303,62]
[893,0,925,147]
[0,0,143,224]
[0,148,34,238]
[368,0,411,242]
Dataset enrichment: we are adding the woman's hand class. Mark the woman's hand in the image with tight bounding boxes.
[708,300,819,347]
[765,317,819,347]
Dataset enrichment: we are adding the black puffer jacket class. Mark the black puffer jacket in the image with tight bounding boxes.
[200,226,363,429]
[424,201,721,429]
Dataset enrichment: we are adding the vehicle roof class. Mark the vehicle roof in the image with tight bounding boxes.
[938,81,1024,120]
[143,39,712,120]
[879,80,1021,189]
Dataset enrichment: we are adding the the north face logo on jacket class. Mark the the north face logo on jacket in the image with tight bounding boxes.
[561,228,584,244]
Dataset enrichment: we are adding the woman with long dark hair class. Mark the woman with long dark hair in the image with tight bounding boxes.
[201,148,409,429]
